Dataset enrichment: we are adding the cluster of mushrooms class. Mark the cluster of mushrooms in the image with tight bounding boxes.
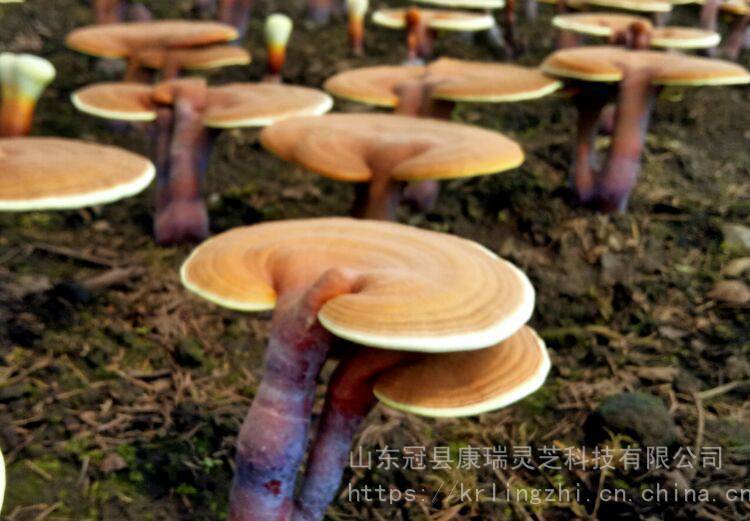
[0,0,748,519]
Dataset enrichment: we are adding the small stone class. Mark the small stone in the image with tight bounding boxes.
[707,280,750,304]
[723,257,750,277]
[584,392,678,448]
[722,223,750,251]
[100,453,127,473]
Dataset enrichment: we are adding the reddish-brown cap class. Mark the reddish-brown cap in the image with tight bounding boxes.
[66,20,239,59]
[0,138,154,210]
[260,113,524,183]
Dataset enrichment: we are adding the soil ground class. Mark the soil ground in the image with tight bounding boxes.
[0,0,749,520]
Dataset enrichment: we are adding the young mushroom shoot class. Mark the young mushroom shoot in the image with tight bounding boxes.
[66,20,244,81]
[180,218,549,521]
[260,113,524,221]
[0,137,154,211]
[71,78,332,244]
[93,0,125,24]
[541,46,750,212]
[265,14,293,83]
[346,0,369,56]
[0,53,55,137]
[372,7,495,63]
[324,59,560,210]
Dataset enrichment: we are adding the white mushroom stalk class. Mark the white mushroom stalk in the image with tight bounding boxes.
[0,53,55,137]
[265,13,293,82]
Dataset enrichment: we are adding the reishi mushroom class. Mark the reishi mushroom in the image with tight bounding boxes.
[0,53,55,137]
[264,14,293,83]
[71,78,332,244]
[699,0,750,59]
[65,20,241,81]
[541,46,750,212]
[260,113,524,221]
[372,7,495,62]
[324,58,560,209]
[346,0,369,56]
[412,0,516,56]
[180,217,548,521]
[552,13,722,50]
[0,137,154,211]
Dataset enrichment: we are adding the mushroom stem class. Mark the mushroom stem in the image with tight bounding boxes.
[393,80,454,213]
[526,0,538,20]
[218,0,253,38]
[93,0,125,24]
[554,1,581,48]
[308,0,335,23]
[406,8,435,63]
[596,67,657,212]
[152,83,212,245]
[351,172,405,221]
[502,0,517,52]
[723,13,750,60]
[571,84,612,204]
[292,348,408,521]
[700,0,721,32]
[229,270,357,521]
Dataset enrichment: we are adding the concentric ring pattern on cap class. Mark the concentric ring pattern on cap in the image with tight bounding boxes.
[181,218,535,352]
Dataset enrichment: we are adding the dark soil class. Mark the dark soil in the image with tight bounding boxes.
[0,0,749,520]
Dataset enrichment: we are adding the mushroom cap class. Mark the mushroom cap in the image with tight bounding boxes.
[542,46,750,86]
[651,27,721,49]
[552,13,652,37]
[372,7,496,31]
[66,20,239,59]
[324,59,561,106]
[374,326,550,417]
[583,0,674,12]
[136,45,251,71]
[181,218,535,352]
[551,14,720,49]
[412,0,506,9]
[260,113,524,183]
[71,82,333,128]
[0,138,155,211]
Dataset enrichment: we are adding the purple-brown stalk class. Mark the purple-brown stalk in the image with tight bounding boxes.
[347,80,454,220]
[291,348,408,521]
[218,0,254,38]
[570,64,659,212]
[308,0,337,23]
[152,80,214,245]
[228,269,357,520]
[93,0,125,23]
[723,13,750,60]
[406,8,436,63]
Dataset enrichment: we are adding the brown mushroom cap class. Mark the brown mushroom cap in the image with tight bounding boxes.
[181,217,535,351]
[718,0,750,15]
[583,0,674,12]
[651,27,721,49]
[71,82,333,128]
[552,14,720,49]
[542,46,750,85]
[552,13,652,37]
[260,113,524,183]
[0,138,155,211]
[324,59,561,107]
[372,7,496,31]
[374,326,550,417]
[412,0,505,8]
[136,45,251,71]
[66,21,239,59]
